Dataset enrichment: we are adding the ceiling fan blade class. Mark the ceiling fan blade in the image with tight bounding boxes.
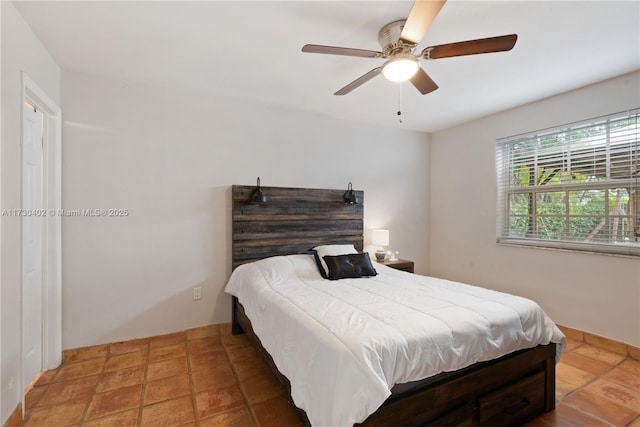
[409,68,439,95]
[400,0,447,45]
[422,34,518,59]
[334,67,382,95]
[302,44,382,58]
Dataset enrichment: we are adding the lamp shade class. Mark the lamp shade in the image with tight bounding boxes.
[381,55,419,82]
[250,177,267,204]
[372,229,389,247]
[343,182,359,204]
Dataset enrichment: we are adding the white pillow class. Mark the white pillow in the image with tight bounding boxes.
[313,244,358,278]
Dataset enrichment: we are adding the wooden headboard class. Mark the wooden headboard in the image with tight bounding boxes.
[232,185,364,269]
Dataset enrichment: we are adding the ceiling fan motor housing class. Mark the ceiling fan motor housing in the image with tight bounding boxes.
[378,20,417,57]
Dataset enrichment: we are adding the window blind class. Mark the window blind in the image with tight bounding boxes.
[496,109,640,257]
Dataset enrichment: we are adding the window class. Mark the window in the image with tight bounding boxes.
[496,109,640,257]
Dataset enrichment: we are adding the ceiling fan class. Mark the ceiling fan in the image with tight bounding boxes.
[301,0,517,96]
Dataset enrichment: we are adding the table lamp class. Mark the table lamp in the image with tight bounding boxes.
[372,229,389,262]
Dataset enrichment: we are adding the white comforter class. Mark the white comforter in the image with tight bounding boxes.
[225,255,565,427]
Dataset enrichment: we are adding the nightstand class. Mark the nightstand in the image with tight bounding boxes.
[379,259,414,273]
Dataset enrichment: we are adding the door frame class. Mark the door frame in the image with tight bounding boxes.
[21,72,62,391]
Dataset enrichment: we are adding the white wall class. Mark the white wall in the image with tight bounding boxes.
[61,71,430,350]
[0,1,61,423]
[429,71,640,347]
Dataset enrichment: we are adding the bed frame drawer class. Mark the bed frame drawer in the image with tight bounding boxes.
[478,370,545,426]
[425,402,474,427]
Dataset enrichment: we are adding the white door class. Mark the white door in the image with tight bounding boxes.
[22,102,44,387]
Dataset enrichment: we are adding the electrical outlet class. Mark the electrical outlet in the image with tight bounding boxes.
[193,286,202,300]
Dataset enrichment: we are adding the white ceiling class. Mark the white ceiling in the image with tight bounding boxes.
[13,0,640,133]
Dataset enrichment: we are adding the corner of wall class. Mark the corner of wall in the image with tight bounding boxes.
[1,1,61,424]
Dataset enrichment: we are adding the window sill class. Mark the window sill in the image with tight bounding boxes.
[496,239,640,259]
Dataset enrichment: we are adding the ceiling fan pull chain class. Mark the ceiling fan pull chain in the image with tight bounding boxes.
[397,83,403,124]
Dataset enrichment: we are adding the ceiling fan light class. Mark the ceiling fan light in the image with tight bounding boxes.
[381,55,419,82]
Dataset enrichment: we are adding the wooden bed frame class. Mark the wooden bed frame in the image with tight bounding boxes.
[230,184,557,427]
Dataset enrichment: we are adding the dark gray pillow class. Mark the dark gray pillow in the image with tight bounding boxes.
[322,253,377,280]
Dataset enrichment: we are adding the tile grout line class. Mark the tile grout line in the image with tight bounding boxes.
[22,376,52,423]
[187,333,201,427]
[136,341,151,427]
[75,362,101,426]
[224,334,261,426]
[557,346,637,425]
[77,339,187,426]
[558,347,616,401]
[79,342,122,426]
[22,357,106,425]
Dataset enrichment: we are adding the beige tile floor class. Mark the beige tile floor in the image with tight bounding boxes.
[20,324,640,426]
[526,336,640,427]
[22,324,301,427]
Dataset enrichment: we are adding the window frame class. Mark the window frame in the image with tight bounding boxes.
[496,109,640,257]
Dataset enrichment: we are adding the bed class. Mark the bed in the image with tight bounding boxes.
[228,184,565,427]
